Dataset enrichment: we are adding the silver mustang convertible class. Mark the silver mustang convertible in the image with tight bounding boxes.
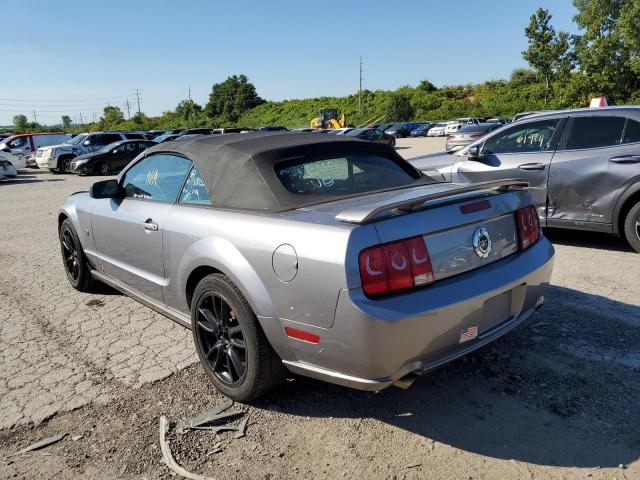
[59,132,554,401]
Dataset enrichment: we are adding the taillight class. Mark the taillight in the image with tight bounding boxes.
[358,236,434,297]
[516,206,540,251]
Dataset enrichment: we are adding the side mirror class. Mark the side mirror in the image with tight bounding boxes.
[112,149,119,154]
[90,179,121,199]
[83,140,91,146]
[467,145,481,159]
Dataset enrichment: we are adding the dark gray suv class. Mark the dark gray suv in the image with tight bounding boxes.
[410,107,640,252]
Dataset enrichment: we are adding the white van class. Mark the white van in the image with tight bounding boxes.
[0,133,70,169]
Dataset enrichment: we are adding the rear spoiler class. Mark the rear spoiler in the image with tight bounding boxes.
[335,179,529,224]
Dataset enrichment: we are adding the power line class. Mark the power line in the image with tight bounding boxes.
[0,94,132,103]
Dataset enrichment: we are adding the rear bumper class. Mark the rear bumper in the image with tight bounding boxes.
[36,157,56,170]
[279,238,554,391]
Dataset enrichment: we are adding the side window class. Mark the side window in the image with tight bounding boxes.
[179,164,211,205]
[482,119,559,154]
[125,143,136,152]
[122,154,192,202]
[623,119,640,144]
[102,134,123,145]
[124,133,143,140]
[85,134,100,146]
[566,116,625,149]
[138,142,151,150]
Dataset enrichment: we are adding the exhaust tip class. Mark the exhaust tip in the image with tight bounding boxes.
[392,374,420,390]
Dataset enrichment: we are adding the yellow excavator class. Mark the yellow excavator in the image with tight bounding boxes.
[310,109,347,129]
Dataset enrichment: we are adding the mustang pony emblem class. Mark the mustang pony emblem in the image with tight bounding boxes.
[472,227,492,258]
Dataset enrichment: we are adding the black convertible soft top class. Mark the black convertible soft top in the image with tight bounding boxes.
[142,132,426,213]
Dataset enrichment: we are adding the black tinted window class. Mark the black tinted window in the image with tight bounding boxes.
[276,154,418,196]
[122,154,192,202]
[566,116,625,149]
[124,133,143,139]
[482,119,559,154]
[100,134,123,145]
[623,119,640,144]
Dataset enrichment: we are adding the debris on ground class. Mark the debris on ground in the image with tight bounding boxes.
[234,415,249,439]
[159,416,215,480]
[175,399,236,434]
[71,435,83,441]
[10,434,66,456]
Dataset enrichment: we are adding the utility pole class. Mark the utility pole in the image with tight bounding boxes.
[92,112,96,124]
[33,109,38,124]
[134,89,141,115]
[188,86,191,100]
[79,112,84,127]
[125,99,131,120]
[359,56,363,115]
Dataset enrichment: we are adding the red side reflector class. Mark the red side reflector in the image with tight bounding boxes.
[460,199,491,214]
[516,205,540,251]
[285,327,320,344]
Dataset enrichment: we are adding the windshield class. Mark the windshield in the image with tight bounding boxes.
[97,141,124,153]
[67,134,88,145]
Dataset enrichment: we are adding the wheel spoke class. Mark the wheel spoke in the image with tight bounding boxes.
[227,348,245,379]
[196,319,214,334]
[229,335,246,349]
[198,306,219,331]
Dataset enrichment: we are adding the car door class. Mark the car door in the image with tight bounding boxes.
[116,142,139,170]
[91,153,193,302]
[547,114,640,227]
[451,117,566,223]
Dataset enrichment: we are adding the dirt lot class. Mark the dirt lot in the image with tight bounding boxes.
[0,137,638,479]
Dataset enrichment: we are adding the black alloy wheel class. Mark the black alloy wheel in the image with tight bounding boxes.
[59,219,94,291]
[195,292,247,386]
[61,228,80,283]
[99,162,110,176]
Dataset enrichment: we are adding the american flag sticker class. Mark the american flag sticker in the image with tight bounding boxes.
[459,325,479,343]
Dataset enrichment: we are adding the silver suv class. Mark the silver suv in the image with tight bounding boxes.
[410,107,640,252]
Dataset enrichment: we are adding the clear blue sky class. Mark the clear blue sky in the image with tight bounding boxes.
[1,0,579,125]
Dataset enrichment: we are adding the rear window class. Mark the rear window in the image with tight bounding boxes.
[566,116,625,149]
[276,154,418,196]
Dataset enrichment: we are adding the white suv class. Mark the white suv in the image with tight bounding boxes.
[36,131,146,173]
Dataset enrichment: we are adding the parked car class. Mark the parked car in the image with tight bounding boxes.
[147,130,165,137]
[409,107,640,252]
[36,131,135,173]
[0,133,69,169]
[486,118,510,125]
[344,127,396,146]
[427,123,448,137]
[59,132,554,400]
[0,157,17,180]
[385,123,420,138]
[410,124,432,137]
[444,118,482,135]
[180,128,212,135]
[445,123,502,151]
[256,126,288,131]
[154,133,181,143]
[166,129,185,135]
[212,127,252,134]
[68,140,155,176]
[327,128,354,135]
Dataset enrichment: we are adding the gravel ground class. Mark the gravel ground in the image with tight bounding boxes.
[0,137,638,479]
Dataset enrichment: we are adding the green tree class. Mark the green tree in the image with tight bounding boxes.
[572,0,640,101]
[100,106,125,128]
[416,80,438,93]
[175,99,202,122]
[509,68,538,86]
[13,114,29,131]
[385,92,415,122]
[61,115,72,129]
[523,8,572,103]
[205,74,264,123]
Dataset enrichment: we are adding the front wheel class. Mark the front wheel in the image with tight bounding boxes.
[58,156,73,173]
[191,273,286,401]
[59,219,94,291]
[98,162,110,176]
[623,201,640,253]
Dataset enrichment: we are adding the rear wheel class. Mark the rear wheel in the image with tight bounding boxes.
[59,219,94,291]
[623,201,640,253]
[98,162,110,176]
[191,273,285,401]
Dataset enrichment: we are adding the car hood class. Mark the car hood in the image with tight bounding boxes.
[42,142,74,151]
[407,151,458,182]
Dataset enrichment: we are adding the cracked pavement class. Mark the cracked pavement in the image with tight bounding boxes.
[0,171,197,430]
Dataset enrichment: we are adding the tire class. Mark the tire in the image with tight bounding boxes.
[623,201,640,253]
[191,273,285,401]
[58,156,74,173]
[59,219,94,292]
[99,162,110,176]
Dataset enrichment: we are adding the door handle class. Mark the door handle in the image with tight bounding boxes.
[610,155,640,164]
[518,163,546,171]
[142,219,158,231]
